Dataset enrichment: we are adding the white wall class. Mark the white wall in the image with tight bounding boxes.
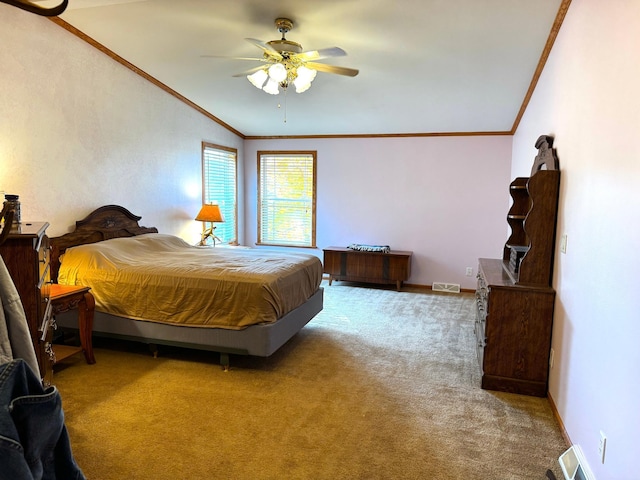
[513,1,640,478]
[0,7,243,241]
[244,136,512,289]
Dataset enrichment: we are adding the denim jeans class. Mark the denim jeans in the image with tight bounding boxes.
[0,359,85,480]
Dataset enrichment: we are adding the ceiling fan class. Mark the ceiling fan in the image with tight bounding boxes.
[205,18,359,95]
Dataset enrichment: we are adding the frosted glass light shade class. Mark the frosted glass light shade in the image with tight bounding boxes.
[268,63,287,83]
[294,66,317,93]
[247,69,268,89]
[294,81,311,93]
[296,66,316,83]
[262,78,280,95]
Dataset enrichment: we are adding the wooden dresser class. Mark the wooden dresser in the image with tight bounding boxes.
[0,222,51,382]
[475,135,560,397]
[323,246,412,291]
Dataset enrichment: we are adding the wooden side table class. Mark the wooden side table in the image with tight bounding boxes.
[50,284,96,365]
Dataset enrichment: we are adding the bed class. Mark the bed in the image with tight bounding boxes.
[49,205,324,367]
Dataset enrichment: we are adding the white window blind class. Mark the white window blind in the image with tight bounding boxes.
[202,143,237,245]
[258,151,316,247]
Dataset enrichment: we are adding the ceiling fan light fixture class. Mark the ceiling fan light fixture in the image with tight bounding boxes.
[293,66,316,93]
[297,66,316,83]
[262,78,280,95]
[294,81,311,94]
[247,69,268,89]
[231,18,357,97]
[268,63,287,83]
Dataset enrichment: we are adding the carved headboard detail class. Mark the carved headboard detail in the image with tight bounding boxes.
[50,205,158,282]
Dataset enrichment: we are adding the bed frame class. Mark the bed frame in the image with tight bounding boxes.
[49,205,324,367]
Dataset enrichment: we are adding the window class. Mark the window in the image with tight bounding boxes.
[202,142,237,245]
[257,151,316,247]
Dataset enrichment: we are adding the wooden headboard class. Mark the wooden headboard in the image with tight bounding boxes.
[50,205,158,282]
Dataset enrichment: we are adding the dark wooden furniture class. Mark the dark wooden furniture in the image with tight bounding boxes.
[323,247,412,291]
[50,284,96,365]
[0,222,51,381]
[474,135,560,397]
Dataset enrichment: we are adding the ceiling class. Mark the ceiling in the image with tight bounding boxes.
[42,0,564,137]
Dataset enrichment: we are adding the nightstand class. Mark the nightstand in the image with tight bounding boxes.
[49,284,96,365]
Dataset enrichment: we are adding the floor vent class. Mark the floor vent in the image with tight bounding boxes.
[559,445,594,480]
[432,282,461,293]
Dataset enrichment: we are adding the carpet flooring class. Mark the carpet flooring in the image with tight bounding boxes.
[53,281,568,479]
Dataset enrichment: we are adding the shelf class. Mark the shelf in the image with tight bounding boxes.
[53,344,83,363]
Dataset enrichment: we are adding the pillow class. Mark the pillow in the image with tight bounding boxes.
[347,243,391,253]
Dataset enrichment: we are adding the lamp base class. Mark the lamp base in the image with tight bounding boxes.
[199,226,221,247]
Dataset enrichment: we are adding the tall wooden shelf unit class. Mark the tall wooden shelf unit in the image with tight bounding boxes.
[475,135,560,397]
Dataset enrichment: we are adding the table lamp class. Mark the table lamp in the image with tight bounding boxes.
[195,204,224,246]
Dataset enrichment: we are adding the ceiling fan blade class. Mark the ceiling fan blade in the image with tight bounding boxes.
[245,38,283,60]
[232,65,268,78]
[305,62,359,77]
[296,47,347,62]
[201,55,267,62]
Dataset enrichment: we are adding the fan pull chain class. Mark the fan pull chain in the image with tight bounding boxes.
[277,87,288,123]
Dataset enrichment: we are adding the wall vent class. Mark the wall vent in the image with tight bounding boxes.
[559,445,594,480]
[432,282,461,293]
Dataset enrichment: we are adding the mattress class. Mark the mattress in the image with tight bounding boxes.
[57,233,323,330]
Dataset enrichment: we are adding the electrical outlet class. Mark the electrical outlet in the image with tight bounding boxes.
[465,267,473,276]
[598,431,607,464]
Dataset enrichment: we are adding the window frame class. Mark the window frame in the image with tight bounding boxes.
[201,142,238,245]
[256,150,317,248]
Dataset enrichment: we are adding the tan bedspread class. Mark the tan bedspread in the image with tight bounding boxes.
[57,234,323,330]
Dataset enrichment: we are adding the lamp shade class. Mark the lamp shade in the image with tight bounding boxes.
[195,204,224,222]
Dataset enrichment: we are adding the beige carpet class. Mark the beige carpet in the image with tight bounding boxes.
[53,281,568,479]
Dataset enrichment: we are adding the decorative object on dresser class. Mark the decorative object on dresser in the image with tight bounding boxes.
[0,222,52,382]
[323,246,412,291]
[475,135,560,397]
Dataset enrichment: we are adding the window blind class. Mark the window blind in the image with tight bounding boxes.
[258,152,316,247]
[202,143,237,244]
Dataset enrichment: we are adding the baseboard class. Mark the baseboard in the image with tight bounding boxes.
[405,283,475,293]
[322,276,475,294]
[548,391,572,447]
[481,374,548,397]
